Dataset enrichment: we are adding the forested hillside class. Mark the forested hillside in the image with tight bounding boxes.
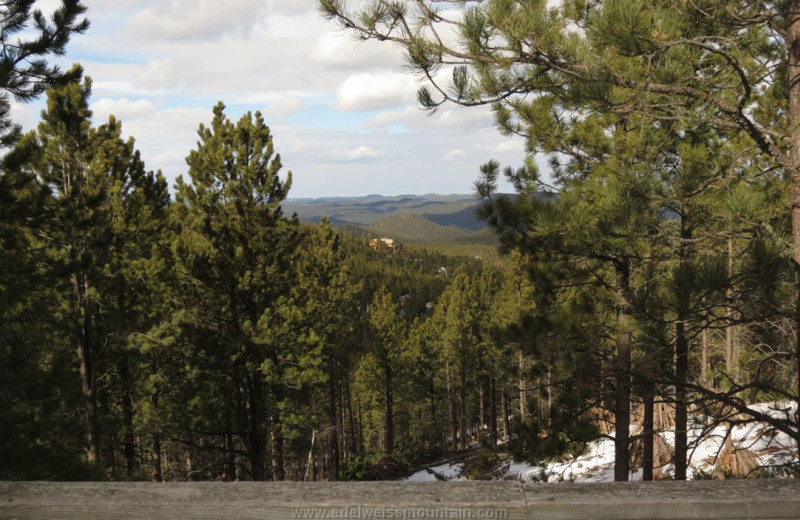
[285,195,500,258]
[0,72,513,481]
[2,0,800,484]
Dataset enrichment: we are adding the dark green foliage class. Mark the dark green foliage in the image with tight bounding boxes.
[321,0,800,480]
[462,446,501,480]
[170,103,299,481]
[366,213,497,247]
[5,0,800,480]
[0,1,88,149]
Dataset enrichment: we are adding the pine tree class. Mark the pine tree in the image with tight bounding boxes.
[16,72,171,475]
[489,254,536,441]
[320,0,800,474]
[430,266,481,451]
[0,1,88,150]
[0,1,89,477]
[404,317,446,455]
[97,117,169,478]
[33,74,108,467]
[283,218,362,479]
[172,102,298,480]
[367,287,404,455]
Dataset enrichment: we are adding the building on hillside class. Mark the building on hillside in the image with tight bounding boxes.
[369,237,397,251]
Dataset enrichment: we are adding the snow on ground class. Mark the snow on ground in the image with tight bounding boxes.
[406,462,466,482]
[507,401,798,483]
[406,401,798,482]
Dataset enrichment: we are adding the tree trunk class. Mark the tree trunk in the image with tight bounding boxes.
[345,376,358,457]
[151,435,162,483]
[674,207,693,481]
[270,414,285,481]
[447,362,458,451]
[518,351,527,421]
[701,326,710,388]
[245,374,266,481]
[74,274,99,466]
[384,363,394,455]
[502,391,511,440]
[115,279,135,477]
[788,0,800,455]
[120,358,136,477]
[489,371,498,446]
[428,376,437,428]
[150,384,162,482]
[339,383,347,461]
[328,379,340,480]
[642,388,655,481]
[614,261,631,482]
[546,366,553,426]
[459,356,468,449]
[304,429,316,482]
[479,384,485,440]
[356,396,364,456]
[225,426,236,482]
[725,237,738,379]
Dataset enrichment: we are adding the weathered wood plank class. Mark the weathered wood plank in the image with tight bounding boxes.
[522,480,800,519]
[0,482,528,520]
[0,480,797,520]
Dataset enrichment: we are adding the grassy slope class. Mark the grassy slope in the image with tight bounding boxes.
[367,213,473,242]
[365,213,501,261]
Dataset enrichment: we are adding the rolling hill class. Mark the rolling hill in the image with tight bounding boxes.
[284,194,498,254]
[367,213,471,243]
[283,194,486,229]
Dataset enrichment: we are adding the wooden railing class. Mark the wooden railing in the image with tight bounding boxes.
[1,480,798,520]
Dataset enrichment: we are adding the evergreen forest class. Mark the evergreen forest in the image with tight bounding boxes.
[1,0,799,483]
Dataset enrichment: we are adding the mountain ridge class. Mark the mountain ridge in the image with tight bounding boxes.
[283,193,488,231]
[283,193,497,254]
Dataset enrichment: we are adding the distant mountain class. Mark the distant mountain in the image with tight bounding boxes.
[423,204,486,231]
[284,194,504,255]
[283,194,486,228]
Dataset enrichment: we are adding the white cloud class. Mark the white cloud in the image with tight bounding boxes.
[8,100,35,131]
[108,106,212,180]
[135,58,197,92]
[85,39,324,99]
[89,0,143,13]
[91,98,158,123]
[363,105,490,131]
[334,72,417,111]
[264,95,307,120]
[128,0,269,40]
[268,0,316,14]
[312,31,403,69]
[36,0,529,198]
[257,10,323,40]
[340,145,380,162]
[153,149,188,168]
[491,140,526,153]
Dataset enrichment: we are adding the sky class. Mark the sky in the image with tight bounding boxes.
[11,0,527,198]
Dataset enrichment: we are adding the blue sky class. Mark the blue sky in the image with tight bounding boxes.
[12,0,527,198]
